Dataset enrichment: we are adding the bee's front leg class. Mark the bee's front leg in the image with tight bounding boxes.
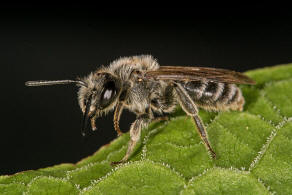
[113,102,124,136]
[111,113,150,165]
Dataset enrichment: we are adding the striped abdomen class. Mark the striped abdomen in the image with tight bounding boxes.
[179,80,244,111]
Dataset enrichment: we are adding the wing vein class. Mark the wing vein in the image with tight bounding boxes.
[145,66,256,85]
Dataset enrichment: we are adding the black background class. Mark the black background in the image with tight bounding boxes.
[1,6,292,175]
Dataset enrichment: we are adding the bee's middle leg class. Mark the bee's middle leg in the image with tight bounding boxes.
[111,113,150,165]
[152,115,169,123]
[174,83,216,159]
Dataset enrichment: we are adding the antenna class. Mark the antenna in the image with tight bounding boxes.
[25,80,87,87]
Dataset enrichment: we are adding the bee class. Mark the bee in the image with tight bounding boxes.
[25,55,255,164]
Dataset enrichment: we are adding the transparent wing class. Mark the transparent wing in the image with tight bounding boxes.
[145,66,255,85]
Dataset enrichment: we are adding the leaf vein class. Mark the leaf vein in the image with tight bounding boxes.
[249,117,292,171]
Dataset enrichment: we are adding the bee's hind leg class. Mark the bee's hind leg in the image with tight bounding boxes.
[174,83,216,159]
[111,113,151,165]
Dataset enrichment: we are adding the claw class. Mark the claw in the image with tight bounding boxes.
[210,149,217,159]
[110,160,125,166]
[91,116,97,131]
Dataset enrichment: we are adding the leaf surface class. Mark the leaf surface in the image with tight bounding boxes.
[1,64,292,194]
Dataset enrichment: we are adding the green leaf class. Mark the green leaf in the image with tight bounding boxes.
[1,63,292,194]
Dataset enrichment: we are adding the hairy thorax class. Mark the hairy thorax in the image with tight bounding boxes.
[106,55,161,114]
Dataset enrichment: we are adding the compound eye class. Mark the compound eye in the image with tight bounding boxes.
[100,81,117,108]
